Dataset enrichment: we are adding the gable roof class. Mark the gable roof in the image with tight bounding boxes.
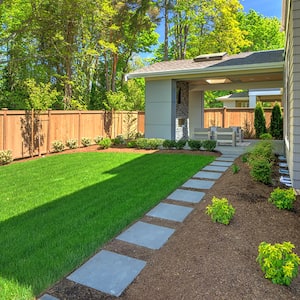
[126,49,284,80]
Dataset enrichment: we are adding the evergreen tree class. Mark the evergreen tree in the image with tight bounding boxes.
[254,102,267,138]
[270,102,283,139]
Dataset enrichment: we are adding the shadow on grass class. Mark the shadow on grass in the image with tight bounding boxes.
[0,152,215,297]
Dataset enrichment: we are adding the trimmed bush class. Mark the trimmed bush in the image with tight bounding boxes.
[163,139,177,149]
[206,197,235,225]
[260,133,273,140]
[112,135,125,145]
[136,138,163,150]
[175,140,187,150]
[188,139,202,150]
[52,140,65,152]
[250,158,272,184]
[94,136,103,144]
[202,140,217,151]
[65,139,78,149]
[270,102,283,139]
[268,187,296,210]
[97,137,112,149]
[0,150,13,165]
[254,102,267,138]
[257,241,300,286]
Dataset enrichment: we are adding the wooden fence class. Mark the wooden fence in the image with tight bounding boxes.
[0,109,145,159]
[1,107,276,160]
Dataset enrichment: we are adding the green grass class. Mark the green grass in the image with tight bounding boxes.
[0,152,214,299]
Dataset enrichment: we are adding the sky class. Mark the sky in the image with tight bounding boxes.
[241,0,282,19]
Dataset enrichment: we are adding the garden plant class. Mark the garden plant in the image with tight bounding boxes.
[268,187,296,210]
[0,150,13,165]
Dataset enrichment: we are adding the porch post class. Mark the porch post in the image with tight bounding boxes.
[189,90,204,138]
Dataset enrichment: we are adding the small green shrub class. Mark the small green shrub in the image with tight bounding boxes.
[136,138,163,150]
[206,197,235,225]
[260,133,273,140]
[113,135,125,145]
[268,188,296,210]
[175,140,186,150]
[98,137,112,149]
[163,139,177,149]
[231,164,240,174]
[65,139,78,149]
[254,102,267,138]
[202,140,217,151]
[81,137,92,147]
[188,139,202,150]
[126,140,137,148]
[257,241,300,286]
[250,158,272,184]
[0,150,13,165]
[94,136,103,144]
[52,140,65,152]
[242,154,248,163]
[248,140,274,162]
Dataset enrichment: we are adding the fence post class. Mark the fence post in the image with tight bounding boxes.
[78,110,81,146]
[2,108,8,150]
[222,107,227,128]
[47,109,52,153]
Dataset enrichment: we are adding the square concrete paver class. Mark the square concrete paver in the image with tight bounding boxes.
[202,165,228,172]
[210,161,233,167]
[182,179,215,189]
[146,203,193,222]
[193,171,222,180]
[39,295,59,300]
[168,189,205,203]
[216,156,236,162]
[67,250,146,297]
[116,221,175,249]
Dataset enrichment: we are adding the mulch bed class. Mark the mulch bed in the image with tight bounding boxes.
[31,146,300,300]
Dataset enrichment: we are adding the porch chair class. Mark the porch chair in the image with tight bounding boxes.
[193,128,211,140]
[215,128,236,147]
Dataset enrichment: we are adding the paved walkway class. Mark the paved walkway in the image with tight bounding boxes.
[40,145,250,300]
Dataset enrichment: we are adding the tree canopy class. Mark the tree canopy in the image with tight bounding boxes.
[0,1,285,110]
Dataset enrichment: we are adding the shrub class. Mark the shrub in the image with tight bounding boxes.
[248,140,274,164]
[136,138,163,150]
[268,188,296,210]
[65,139,78,149]
[270,102,283,139]
[257,241,300,286]
[202,140,217,151]
[176,140,186,150]
[254,102,267,138]
[81,137,91,147]
[126,140,137,148]
[98,137,112,149]
[250,158,272,184]
[188,139,202,150]
[231,164,240,174]
[206,197,235,225]
[0,150,13,165]
[163,139,177,149]
[94,136,103,144]
[260,133,273,140]
[52,140,65,152]
[113,135,125,145]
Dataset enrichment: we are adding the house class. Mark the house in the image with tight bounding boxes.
[216,88,282,108]
[126,0,299,189]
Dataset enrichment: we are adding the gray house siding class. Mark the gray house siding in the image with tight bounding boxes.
[284,0,300,189]
[145,79,176,139]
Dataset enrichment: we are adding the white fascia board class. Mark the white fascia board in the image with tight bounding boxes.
[126,62,284,80]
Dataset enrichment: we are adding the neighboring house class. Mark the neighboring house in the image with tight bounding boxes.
[216,88,282,108]
[126,0,299,189]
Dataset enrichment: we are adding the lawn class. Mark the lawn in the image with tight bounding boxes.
[0,151,215,300]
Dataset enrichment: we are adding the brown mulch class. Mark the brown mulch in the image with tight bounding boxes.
[32,146,300,300]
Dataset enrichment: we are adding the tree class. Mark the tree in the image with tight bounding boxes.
[237,10,285,52]
[270,102,283,139]
[254,102,267,138]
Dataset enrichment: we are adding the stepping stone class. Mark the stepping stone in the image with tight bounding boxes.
[210,161,232,167]
[116,221,175,249]
[168,189,205,203]
[193,171,222,180]
[67,250,146,297]
[39,295,59,300]
[146,203,193,222]
[216,156,236,162]
[182,179,215,189]
[202,165,228,172]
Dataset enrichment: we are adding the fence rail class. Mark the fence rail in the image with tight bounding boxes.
[1,107,276,160]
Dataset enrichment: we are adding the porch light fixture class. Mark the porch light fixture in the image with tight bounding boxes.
[206,78,231,84]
